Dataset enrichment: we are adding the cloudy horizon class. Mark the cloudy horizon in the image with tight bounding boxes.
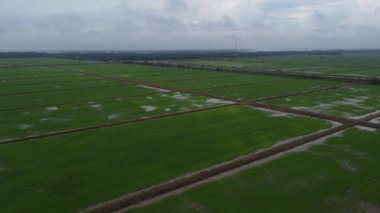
[1,0,380,51]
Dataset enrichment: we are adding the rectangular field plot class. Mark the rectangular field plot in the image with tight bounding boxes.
[0,67,81,79]
[265,84,380,117]
[0,84,153,110]
[155,75,284,90]
[63,64,199,78]
[64,64,240,81]
[132,128,380,213]
[0,74,96,86]
[179,54,380,77]
[63,64,290,90]
[0,92,228,140]
[0,78,122,94]
[0,106,331,213]
[195,78,343,101]
[125,71,231,82]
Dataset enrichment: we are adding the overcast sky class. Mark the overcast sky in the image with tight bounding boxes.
[0,0,380,51]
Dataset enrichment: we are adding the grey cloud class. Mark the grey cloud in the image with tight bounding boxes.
[141,14,186,32]
[191,15,236,31]
[0,0,380,51]
[32,13,87,33]
[166,0,189,11]
[259,2,300,13]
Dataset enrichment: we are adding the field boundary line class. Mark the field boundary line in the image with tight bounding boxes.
[0,104,235,146]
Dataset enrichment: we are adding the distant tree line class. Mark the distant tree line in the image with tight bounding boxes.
[0,49,380,61]
[54,50,347,61]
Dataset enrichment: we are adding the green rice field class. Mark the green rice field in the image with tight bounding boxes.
[0,57,379,213]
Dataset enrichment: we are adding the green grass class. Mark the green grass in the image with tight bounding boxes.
[0,106,331,213]
[265,84,380,117]
[131,128,380,213]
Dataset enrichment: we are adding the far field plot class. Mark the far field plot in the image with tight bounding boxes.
[177,53,380,77]
[62,64,205,78]
[193,78,343,101]
[0,91,228,140]
[132,128,380,213]
[63,64,282,89]
[156,74,284,90]
[265,84,380,118]
[0,66,83,80]
[0,57,86,65]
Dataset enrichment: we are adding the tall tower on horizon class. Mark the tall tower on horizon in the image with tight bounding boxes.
[234,40,237,59]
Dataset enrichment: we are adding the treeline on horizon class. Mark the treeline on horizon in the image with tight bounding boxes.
[0,50,380,61]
